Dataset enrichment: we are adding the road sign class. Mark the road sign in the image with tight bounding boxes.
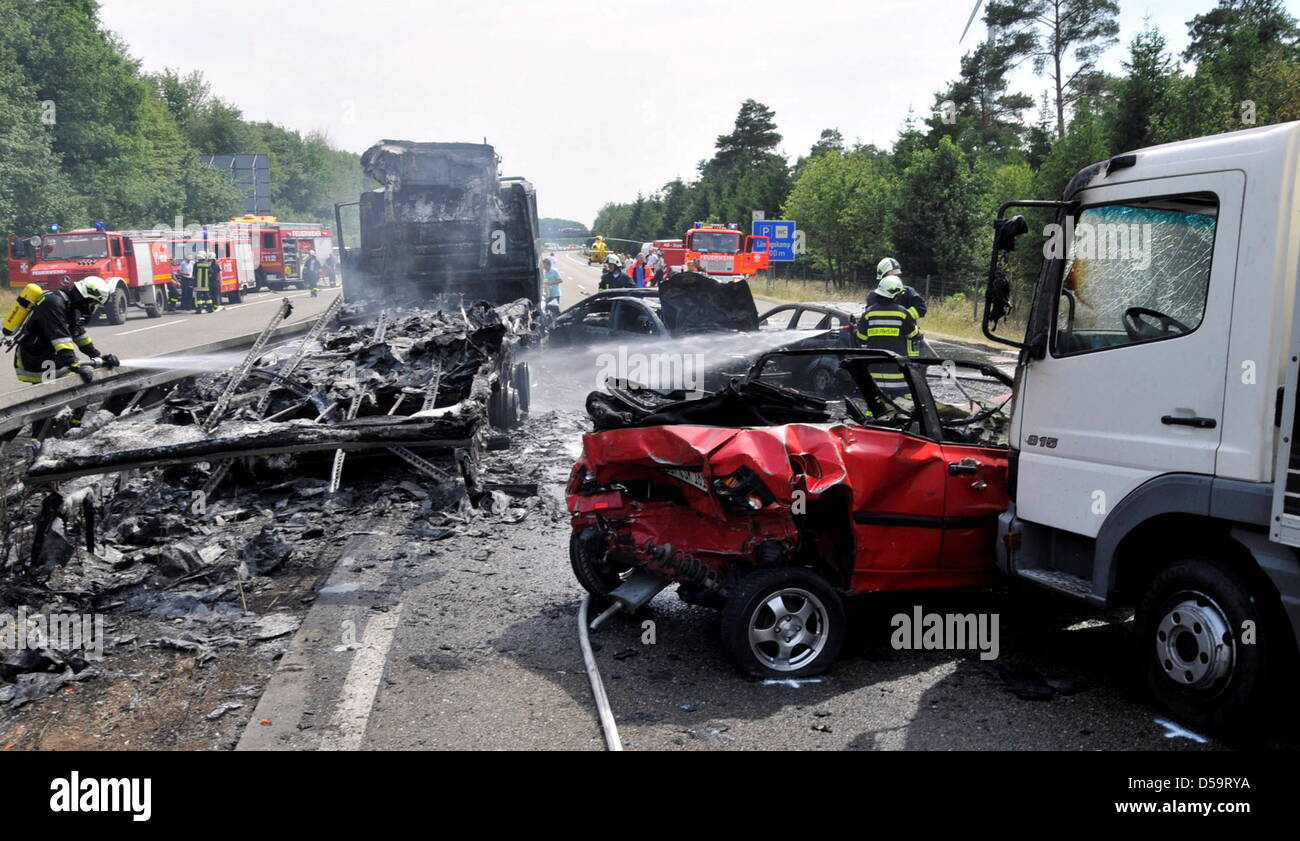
[752,220,797,261]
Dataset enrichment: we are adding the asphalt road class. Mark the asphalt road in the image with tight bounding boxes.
[0,285,343,404]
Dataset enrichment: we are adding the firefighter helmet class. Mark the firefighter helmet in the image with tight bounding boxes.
[876,257,901,282]
[74,276,111,308]
[605,254,622,268]
[875,276,905,299]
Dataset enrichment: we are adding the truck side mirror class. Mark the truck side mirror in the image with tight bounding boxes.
[993,215,1028,252]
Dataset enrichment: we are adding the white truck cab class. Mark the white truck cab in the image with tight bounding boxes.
[984,121,1300,732]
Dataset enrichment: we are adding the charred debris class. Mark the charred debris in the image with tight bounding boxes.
[0,298,541,708]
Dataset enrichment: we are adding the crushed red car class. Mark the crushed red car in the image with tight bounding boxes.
[567,349,1013,678]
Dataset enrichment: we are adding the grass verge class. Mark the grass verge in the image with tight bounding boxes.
[750,275,1024,347]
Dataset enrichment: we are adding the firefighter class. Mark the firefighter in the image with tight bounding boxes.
[302,249,322,296]
[855,275,919,393]
[869,257,928,352]
[599,255,633,290]
[12,276,120,387]
[192,251,222,313]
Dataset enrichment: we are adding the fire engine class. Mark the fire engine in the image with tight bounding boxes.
[167,226,258,305]
[6,224,175,325]
[682,222,769,278]
[229,215,334,291]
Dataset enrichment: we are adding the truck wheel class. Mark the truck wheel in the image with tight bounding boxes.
[267,281,285,293]
[488,378,519,429]
[514,362,531,415]
[143,286,162,319]
[226,286,244,304]
[569,533,631,598]
[1135,554,1283,733]
[102,286,128,325]
[722,567,845,679]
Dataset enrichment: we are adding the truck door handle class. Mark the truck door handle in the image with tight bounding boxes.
[1161,415,1217,429]
[948,458,981,475]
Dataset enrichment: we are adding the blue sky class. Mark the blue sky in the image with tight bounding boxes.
[99,0,1300,224]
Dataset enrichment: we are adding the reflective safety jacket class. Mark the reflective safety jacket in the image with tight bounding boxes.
[193,259,220,292]
[867,286,927,322]
[855,300,919,385]
[12,290,100,383]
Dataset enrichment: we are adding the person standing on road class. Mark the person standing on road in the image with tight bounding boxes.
[542,258,563,317]
[856,275,919,393]
[599,255,633,290]
[302,249,322,296]
[192,251,222,313]
[176,253,196,311]
[869,257,928,354]
[630,254,649,288]
[646,247,664,286]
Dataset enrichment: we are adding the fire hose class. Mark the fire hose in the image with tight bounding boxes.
[577,594,623,751]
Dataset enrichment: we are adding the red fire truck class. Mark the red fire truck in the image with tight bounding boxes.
[5,224,258,323]
[681,222,769,278]
[6,225,176,324]
[229,215,334,291]
[166,226,258,305]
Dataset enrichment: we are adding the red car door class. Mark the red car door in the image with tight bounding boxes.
[838,426,950,592]
[937,443,1009,568]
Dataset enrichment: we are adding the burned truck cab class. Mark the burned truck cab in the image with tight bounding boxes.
[337,140,542,308]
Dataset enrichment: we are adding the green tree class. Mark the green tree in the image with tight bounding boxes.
[985,0,1121,139]
[1108,24,1179,154]
[1036,100,1111,200]
[784,150,896,283]
[892,137,983,292]
[927,40,1034,158]
[0,45,80,264]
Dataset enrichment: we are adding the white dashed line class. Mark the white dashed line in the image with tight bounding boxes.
[115,319,188,336]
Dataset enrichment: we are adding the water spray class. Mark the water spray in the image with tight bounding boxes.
[114,351,262,371]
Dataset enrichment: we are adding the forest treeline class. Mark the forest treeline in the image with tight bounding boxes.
[592,0,1300,295]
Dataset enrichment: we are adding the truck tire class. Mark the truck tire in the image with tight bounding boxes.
[143,285,162,319]
[488,377,519,430]
[102,286,128,325]
[226,285,244,304]
[267,281,286,293]
[514,362,531,415]
[1135,554,1285,734]
[722,567,845,679]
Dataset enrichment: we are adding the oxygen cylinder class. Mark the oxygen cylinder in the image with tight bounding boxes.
[3,283,46,337]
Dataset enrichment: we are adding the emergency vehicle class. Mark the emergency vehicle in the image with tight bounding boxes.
[229,215,334,291]
[682,222,769,278]
[6,224,174,325]
[165,226,259,304]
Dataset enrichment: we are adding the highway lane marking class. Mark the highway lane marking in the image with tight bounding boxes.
[109,291,331,334]
[225,291,321,310]
[115,319,188,336]
[319,604,404,751]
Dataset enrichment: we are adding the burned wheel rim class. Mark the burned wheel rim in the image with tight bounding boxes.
[1154,591,1234,693]
[747,588,829,672]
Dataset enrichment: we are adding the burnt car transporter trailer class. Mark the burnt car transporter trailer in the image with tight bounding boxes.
[334,140,541,428]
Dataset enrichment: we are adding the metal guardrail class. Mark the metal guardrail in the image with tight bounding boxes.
[0,312,333,437]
